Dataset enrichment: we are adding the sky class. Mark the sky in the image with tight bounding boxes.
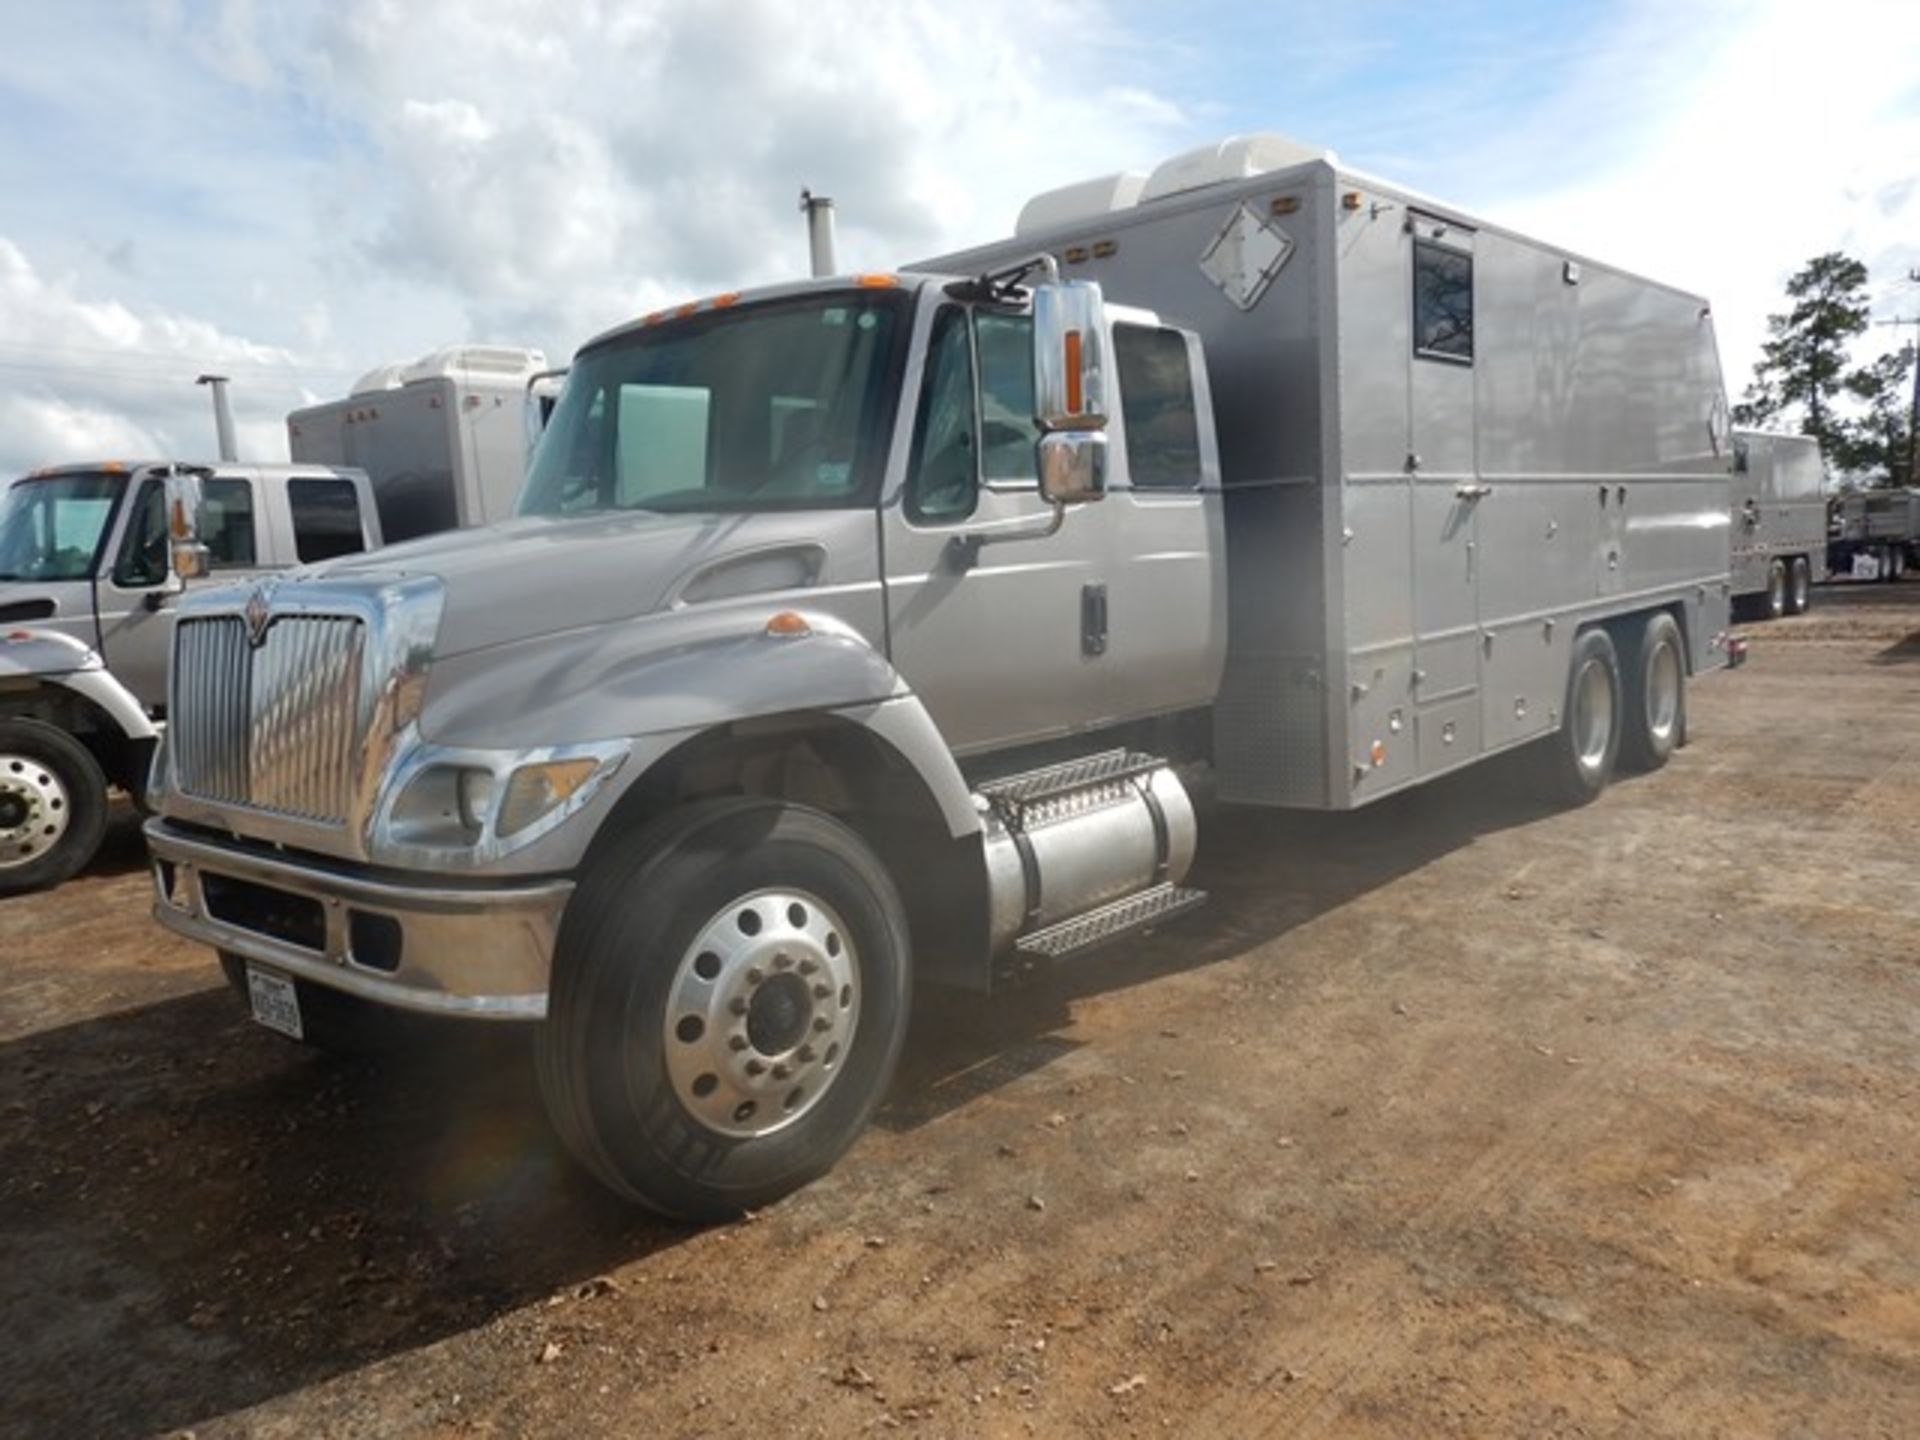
[0,0,1916,476]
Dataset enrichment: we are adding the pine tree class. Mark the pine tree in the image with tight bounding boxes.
[1733,252,1871,454]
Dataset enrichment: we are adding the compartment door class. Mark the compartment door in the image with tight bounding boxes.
[1405,216,1483,774]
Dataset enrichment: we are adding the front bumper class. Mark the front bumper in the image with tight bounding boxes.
[145,819,570,1020]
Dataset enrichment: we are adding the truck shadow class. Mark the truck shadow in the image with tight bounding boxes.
[0,753,1554,1434]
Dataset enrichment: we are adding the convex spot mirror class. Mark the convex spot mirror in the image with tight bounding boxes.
[164,470,211,580]
[1031,280,1109,509]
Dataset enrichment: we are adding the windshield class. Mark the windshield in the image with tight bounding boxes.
[0,472,127,582]
[519,291,908,517]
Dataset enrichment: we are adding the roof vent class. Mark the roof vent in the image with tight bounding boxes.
[1138,133,1333,205]
[1014,171,1148,237]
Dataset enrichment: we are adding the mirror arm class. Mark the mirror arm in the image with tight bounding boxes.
[944,502,1067,572]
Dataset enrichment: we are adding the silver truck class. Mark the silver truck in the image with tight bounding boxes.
[1828,486,1919,581]
[1730,429,1828,616]
[0,460,381,892]
[145,135,1740,1219]
[287,345,550,544]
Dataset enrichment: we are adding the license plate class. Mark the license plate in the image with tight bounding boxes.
[245,964,304,1041]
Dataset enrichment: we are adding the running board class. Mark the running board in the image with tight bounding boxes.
[976,748,1166,822]
[1014,882,1208,963]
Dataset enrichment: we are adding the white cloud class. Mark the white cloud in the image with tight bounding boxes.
[0,237,318,473]
[1476,0,1920,400]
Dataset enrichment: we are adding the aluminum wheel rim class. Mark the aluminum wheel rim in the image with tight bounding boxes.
[1573,659,1614,775]
[1791,565,1809,611]
[1768,567,1786,615]
[1646,642,1681,744]
[662,887,860,1139]
[0,753,71,870]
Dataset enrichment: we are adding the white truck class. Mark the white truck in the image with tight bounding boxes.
[147,135,1741,1219]
[1827,486,1920,581]
[287,346,550,543]
[0,461,382,892]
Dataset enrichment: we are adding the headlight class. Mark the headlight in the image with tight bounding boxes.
[376,741,626,863]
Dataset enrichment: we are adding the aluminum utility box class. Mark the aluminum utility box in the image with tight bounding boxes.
[1731,429,1829,597]
[923,152,1734,810]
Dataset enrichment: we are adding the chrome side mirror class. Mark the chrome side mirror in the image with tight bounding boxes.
[1032,279,1110,449]
[1038,431,1107,506]
[164,469,211,581]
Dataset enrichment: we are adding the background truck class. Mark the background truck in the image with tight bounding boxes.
[145,133,1739,1220]
[287,345,550,543]
[0,460,381,892]
[1729,429,1828,617]
[1827,487,1920,581]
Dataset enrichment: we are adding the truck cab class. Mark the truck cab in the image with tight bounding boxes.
[0,461,381,891]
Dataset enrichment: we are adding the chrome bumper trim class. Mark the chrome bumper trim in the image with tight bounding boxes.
[145,819,568,1021]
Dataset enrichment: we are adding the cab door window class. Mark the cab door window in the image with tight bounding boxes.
[113,480,168,587]
[202,478,258,567]
[287,477,369,562]
[904,307,978,522]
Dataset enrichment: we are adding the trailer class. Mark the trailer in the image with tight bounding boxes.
[1828,487,1920,581]
[1730,429,1828,616]
[287,346,549,543]
[146,133,1739,1220]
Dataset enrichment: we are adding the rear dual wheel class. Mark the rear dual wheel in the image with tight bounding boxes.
[536,798,911,1222]
[1531,613,1686,802]
[1787,556,1812,615]
[1765,558,1788,618]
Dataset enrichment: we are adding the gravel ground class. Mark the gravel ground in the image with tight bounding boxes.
[2,582,1916,1439]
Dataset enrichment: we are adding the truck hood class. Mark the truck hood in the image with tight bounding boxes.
[315,510,832,658]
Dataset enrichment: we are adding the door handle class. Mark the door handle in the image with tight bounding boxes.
[1454,483,1493,500]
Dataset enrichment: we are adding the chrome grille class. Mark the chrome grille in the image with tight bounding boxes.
[172,614,366,824]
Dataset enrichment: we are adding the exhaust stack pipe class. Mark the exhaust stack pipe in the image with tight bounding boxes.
[799,188,836,278]
[196,374,238,461]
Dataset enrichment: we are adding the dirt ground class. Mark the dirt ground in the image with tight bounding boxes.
[2,583,1917,1439]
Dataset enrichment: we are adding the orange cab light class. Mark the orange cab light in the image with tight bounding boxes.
[712,292,741,308]
[676,302,699,318]
[101,460,127,473]
[853,273,898,288]
[643,310,666,326]
[765,611,812,638]
[1064,331,1083,415]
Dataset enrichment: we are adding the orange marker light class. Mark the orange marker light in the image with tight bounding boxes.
[1064,331,1084,416]
[765,611,811,638]
[712,292,741,308]
[676,302,699,318]
[1370,740,1388,767]
[853,273,898,288]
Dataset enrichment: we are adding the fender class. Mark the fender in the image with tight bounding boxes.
[0,627,158,742]
[415,605,980,873]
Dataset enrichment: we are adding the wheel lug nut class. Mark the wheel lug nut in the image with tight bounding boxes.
[729,997,749,1016]
[811,1016,831,1033]
[745,1059,766,1076]
[797,1044,816,1063]
[812,983,831,1000]
[772,1063,791,1080]
[746,966,765,985]
[798,958,818,975]
[774,953,793,970]
[728,1035,749,1051]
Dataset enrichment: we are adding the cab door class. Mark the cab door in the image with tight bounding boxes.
[881,302,1109,754]
[1405,216,1484,774]
[97,473,265,711]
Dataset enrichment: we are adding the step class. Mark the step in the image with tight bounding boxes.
[1014,882,1208,962]
[976,748,1166,820]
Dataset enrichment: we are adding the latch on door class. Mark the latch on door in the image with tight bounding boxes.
[1081,583,1108,658]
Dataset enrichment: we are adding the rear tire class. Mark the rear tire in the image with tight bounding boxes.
[1787,556,1811,614]
[1892,547,1909,582]
[1764,558,1788,617]
[1619,612,1686,772]
[0,718,109,897]
[536,798,911,1221]
[217,953,423,1052]
[1528,627,1622,805]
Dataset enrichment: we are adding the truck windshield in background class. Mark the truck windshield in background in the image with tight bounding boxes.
[0,471,126,582]
[518,292,908,517]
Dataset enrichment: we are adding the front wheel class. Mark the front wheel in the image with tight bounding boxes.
[0,718,109,896]
[537,799,911,1221]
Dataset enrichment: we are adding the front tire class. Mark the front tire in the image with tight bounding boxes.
[537,799,911,1221]
[0,718,109,896]
[1528,627,1622,805]
[1619,612,1686,772]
